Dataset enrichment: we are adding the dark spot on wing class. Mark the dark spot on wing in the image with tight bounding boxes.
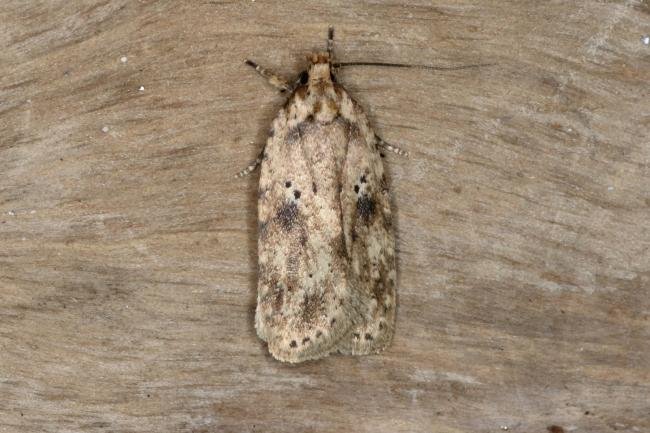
[294,190,301,199]
[276,201,298,231]
[302,337,310,345]
[289,340,297,348]
[364,333,373,340]
[360,175,367,183]
[354,185,360,193]
[286,126,301,144]
[357,194,376,223]
[285,181,292,188]
[299,70,309,84]
[298,121,310,136]
[312,182,317,194]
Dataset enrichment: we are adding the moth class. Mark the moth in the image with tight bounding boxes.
[240,28,406,363]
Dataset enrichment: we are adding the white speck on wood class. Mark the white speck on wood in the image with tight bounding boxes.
[584,1,633,57]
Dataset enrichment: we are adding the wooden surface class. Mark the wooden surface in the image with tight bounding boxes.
[1,1,649,432]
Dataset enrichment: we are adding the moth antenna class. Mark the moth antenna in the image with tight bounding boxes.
[327,26,334,60]
[333,62,496,71]
[327,26,340,78]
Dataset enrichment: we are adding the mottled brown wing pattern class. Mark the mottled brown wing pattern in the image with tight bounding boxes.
[335,91,397,355]
[256,97,363,362]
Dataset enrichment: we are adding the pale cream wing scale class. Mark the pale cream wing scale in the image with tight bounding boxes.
[335,89,397,355]
[255,99,363,362]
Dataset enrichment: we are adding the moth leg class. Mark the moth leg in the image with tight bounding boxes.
[375,134,409,156]
[245,60,292,92]
[236,147,265,178]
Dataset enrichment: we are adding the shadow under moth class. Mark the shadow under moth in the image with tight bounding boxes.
[240,27,408,363]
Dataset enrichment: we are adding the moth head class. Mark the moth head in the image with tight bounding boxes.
[305,52,333,85]
[307,52,330,64]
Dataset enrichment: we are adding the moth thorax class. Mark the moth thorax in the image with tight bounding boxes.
[307,54,332,86]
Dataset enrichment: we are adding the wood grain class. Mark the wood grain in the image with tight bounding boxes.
[1,1,649,432]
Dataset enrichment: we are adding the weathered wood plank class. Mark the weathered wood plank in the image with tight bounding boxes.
[1,1,649,432]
